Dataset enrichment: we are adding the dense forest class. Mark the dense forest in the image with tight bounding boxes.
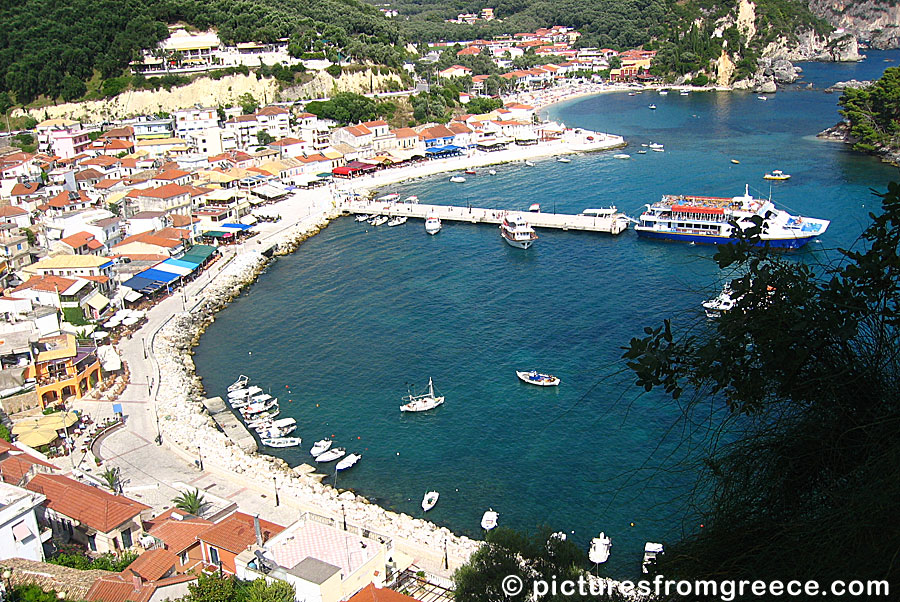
[0,0,405,105]
[838,67,900,154]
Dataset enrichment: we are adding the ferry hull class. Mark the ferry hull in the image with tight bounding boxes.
[503,235,534,249]
[634,229,815,249]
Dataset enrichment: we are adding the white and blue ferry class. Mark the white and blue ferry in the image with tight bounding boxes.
[635,186,829,249]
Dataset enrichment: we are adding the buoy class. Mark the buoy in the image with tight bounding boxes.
[357,436,361,439]
[630,522,635,527]
[316,404,319,407]
[396,452,400,455]
[248,351,252,354]
[700,524,705,528]
[285,385,289,388]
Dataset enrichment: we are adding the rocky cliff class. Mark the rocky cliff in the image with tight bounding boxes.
[808,0,900,49]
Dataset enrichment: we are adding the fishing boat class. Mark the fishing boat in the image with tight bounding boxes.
[400,378,445,412]
[258,423,296,439]
[316,447,347,462]
[649,143,664,149]
[229,385,262,399]
[425,215,442,235]
[449,175,466,183]
[481,509,499,530]
[500,215,538,249]
[387,216,408,227]
[702,286,738,318]
[529,203,541,212]
[680,90,689,96]
[758,96,768,101]
[240,397,278,416]
[643,543,664,574]
[648,104,657,110]
[310,439,332,456]
[228,375,249,392]
[370,215,389,226]
[377,193,400,202]
[637,150,647,154]
[465,168,476,175]
[589,533,612,564]
[614,153,631,159]
[524,160,535,167]
[422,491,439,512]
[355,214,371,222]
[764,169,791,180]
[557,156,571,163]
[244,410,280,427]
[262,437,302,448]
[404,195,419,203]
[659,89,668,95]
[516,370,560,386]
[336,453,362,471]
[652,147,665,152]
[634,185,830,248]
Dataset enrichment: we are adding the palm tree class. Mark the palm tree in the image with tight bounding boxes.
[100,467,121,492]
[172,488,206,515]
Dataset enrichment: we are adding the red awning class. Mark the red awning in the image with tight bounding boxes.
[332,166,360,176]
[672,205,724,215]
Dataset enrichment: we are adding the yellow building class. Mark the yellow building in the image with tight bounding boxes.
[28,334,102,408]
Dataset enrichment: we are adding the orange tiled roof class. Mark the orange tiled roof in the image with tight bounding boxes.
[86,573,195,602]
[154,169,190,181]
[10,182,40,196]
[147,509,212,554]
[197,512,284,554]
[125,548,177,581]
[138,183,190,199]
[256,106,289,116]
[26,473,150,533]
[348,584,424,602]
[0,453,57,484]
[0,205,28,217]
[113,232,181,249]
[12,275,79,294]
[48,190,91,208]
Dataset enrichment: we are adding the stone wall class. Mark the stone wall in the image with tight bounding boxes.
[1,389,40,415]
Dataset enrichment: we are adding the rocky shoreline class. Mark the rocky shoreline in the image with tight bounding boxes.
[150,211,481,575]
[817,119,900,167]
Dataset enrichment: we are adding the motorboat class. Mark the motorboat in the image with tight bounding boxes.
[465,168,476,175]
[404,195,419,203]
[658,89,668,95]
[524,160,535,167]
[250,393,274,404]
[401,377,445,412]
[488,169,497,175]
[500,214,538,249]
[425,215,442,235]
[262,437,302,448]
[628,92,636,96]
[355,214,371,222]
[528,203,541,212]
[557,156,571,163]
[422,491,439,512]
[614,154,631,159]
[245,410,281,428]
[652,147,665,152]
[229,385,262,399]
[481,509,499,530]
[702,286,739,318]
[758,96,768,101]
[387,216,408,227]
[648,104,657,110]
[255,417,296,433]
[449,175,466,183]
[680,90,689,95]
[641,143,649,147]
[336,453,362,470]
[637,150,647,154]
[310,439,333,456]
[516,370,560,386]
[370,215,389,226]
[731,159,740,164]
[316,447,347,462]
[642,542,664,574]
[589,532,612,564]
[648,143,664,149]
[764,169,791,180]
[258,423,296,438]
[377,193,400,202]
[240,397,278,416]
[228,375,249,392]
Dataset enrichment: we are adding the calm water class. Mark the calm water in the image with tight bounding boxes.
[194,51,900,576]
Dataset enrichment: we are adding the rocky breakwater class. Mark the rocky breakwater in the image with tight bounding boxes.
[150,212,481,575]
[732,58,804,93]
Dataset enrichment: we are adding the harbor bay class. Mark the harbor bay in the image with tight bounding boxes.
[193,50,900,577]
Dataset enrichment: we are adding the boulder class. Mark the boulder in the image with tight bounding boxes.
[757,79,778,94]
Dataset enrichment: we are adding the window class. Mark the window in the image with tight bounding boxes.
[209,546,220,565]
[122,528,133,548]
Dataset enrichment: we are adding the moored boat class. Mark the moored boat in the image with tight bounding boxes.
[481,509,499,530]
[648,143,664,149]
[614,153,631,159]
[262,437,302,448]
[649,104,657,110]
[336,453,362,470]
[643,542,664,574]
[516,370,560,386]
[240,397,278,416]
[764,169,791,180]
[355,214,371,222]
[425,215,442,235]
[702,286,738,318]
[634,185,830,248]
[465,168,476,175]
[500,215,538,249]
[557,156,571,163]
[310,439,332,456]
[228,375,249,392]
[377,193,400,202]
[529,203,541,212]
[488,169,497,175]
[404,195,419,203]
[401,377,445,412]
[524,160,535,167]
[387,216,408,227]
[370,215,389,226]
[422,491,439,512]
[589,532,612,564]
[450,175,466,183]
[316,447,347,462]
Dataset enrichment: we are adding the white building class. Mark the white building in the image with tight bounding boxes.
[174,107,219,139]
[0,481,48,562]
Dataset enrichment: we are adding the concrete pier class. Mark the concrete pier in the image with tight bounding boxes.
[202,396,258,453]
[343,200,630,235]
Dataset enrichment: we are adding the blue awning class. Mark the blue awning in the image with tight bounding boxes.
[112,403,122,414]
[138,268,180,283]
[162,258,197,271]
[122,276,156,291]
[222,223,253,230]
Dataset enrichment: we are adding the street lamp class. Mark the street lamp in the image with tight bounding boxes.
[142,337,147,359]
[341,503,347,531]
[273,476,279,507]
[197,446,203,471]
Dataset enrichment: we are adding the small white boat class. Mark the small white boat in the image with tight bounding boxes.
[524,160,535,167]
[258,423,296,438]
[401,377,445,412]
[241,397,278,416]
[636,150,647,154]
[228,375,249,392]
[758,96,768,101]
[648,143,664,149]
[557,156,571,163]
[316,447,347,462]
[702,286,738,318]
[336,453,361,471]
[310,439,332,456]
[500,214,538,249]
[648,104,657,110]
[370,215,389,226]
[516,370,560,386]
[387,216,408,227]
[488,169,497,175]
[425,215,442,235]
[652,148,665,152]
[764,169,791,181]
[422,491,439,512]
[641,143,649,147]
[628,92,636,96]
[481,509,499,530]
[658,90,668,95]
[250,393,274,404]
[228,385,262,399]
[614,153,631,159]
[642,542,664,574]
[262,437,302,448]
[404,195,419,203]
[377,193,400,202]
[680,90,689,96]
[528,203,541,212]
[589,532,612,564]
[355,214,371,222]
[449,175,466,183]
[245,410,280,427]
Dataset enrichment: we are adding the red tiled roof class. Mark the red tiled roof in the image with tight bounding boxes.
[102,126,134,139]
[362,120,389,128]
[256,106,289,116]
[0,205,28,216]
[343,124,372,138]
[418,125,455,140]
[0,452,57,485]
[86,573,195,602]
[147,509,212,554]
[154,227,190,241]
[94,178,123,190]
[448,122,472,134]
[168,214,200,227]
[197,512,284,554]
[457,46,481,56]
[270,137,303,147]
[154,169,190,181]
[86,240,104,250]
[59,231,97,249]
[113,232,181,249]
[81,155,121,167]
[12,275,78,294]
[48,190,91,208]
[226,115,257,124]
[125,549,177,581]
[348,584,424,602]
[11,182,40,196]
[390,128,417,139]
[139,183,190,199]
[26,474,150,533]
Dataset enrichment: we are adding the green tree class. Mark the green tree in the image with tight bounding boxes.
[184,573,236,602]
[256,131,275,145]
[60,75,87,102]
[172,488,206,515]
[242,578,295,602]
[0,422,11,442]
[239,93,259,115]
[621,184,900,586]
[0,91,13,115]
[100,466,120,492]
[608,56,622,69]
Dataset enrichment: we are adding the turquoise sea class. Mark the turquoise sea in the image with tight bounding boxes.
[193,51,900,576]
